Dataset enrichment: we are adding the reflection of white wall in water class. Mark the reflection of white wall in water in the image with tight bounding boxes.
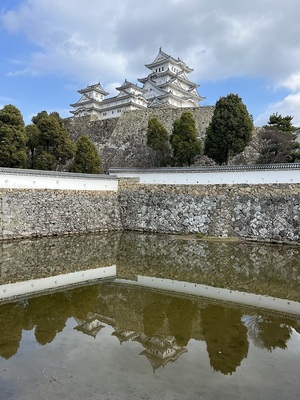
[0,265,116,302]
[115,276,300,316]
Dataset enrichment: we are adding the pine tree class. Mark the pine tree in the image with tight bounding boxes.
[0,104,27,168]
[255,113,300,163]
[204,94,253,164]
[69,134,102,174]
[267,113,296,133]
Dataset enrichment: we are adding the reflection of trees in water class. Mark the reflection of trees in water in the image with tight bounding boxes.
[166,298,197,347]
[0,303,24,359]
[201,305,249,375]
[28,293,69,345]
[143,297,197,346]
[143,300,166,337]
[0,285,101,358]
[243,315,294,351]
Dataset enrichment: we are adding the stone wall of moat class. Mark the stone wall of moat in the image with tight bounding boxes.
[118,179,300,244]
[0,189,122,239]
[0,179,299,244]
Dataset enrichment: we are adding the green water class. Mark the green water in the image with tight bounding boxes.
[0,232,299,399]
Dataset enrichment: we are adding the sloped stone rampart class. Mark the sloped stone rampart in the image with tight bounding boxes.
[65,107,215,171]
[118,179,300,244]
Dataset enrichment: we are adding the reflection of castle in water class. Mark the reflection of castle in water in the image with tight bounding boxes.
[74,315,106,339]
[134,334,187,372]
[74,313,188,371]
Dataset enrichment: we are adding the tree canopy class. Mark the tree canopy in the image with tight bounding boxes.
[204,94,253,164]
[0,105,27,168]
[267,113,296,133]
[170,112,201,166]
[69,134,102,174]
[255,113,299,164]
[29,111,75,170]
[146,117,170,166]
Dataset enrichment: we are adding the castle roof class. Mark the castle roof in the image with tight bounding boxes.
[116,79,144,92]
[70,96,103,108]
[145,47,193,74]
[78,82,108,96]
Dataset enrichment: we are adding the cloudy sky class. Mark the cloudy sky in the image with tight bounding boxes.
[1,0,300,126]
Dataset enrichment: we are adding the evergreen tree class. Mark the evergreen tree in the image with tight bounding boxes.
[69,134,102,174]
[147,117,170,166]
[30,111,75,170]
[267,113,296,133]
[26,124,40,169]
[204,94,253,164]
[0,104,27,168]
[255,113,300,164]
[170,112,201,166]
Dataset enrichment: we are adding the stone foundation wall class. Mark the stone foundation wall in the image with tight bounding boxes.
[0,189,122,240]
[118,179,300,244]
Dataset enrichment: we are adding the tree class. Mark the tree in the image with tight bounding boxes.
[267,112,296,133]
[255,114,300,163]
[69,134,102,174]
[30,111,75,170]
[0,104,27,168]
[204,94,253,164]
[170,112,201,166]
[26,124,40,169]
[146,117,170,166]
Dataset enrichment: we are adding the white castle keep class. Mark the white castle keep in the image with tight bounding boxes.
[70,48,205,120]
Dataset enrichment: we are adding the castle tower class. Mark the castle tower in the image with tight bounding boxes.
[70,82,108,120]
[138,48,205,108]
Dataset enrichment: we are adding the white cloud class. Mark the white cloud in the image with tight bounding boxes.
[255,92,300,127]
[1,0,300,123]
[279,72,300,92]
[2,0,300,84]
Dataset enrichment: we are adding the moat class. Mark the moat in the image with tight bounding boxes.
[0,232,299,399]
